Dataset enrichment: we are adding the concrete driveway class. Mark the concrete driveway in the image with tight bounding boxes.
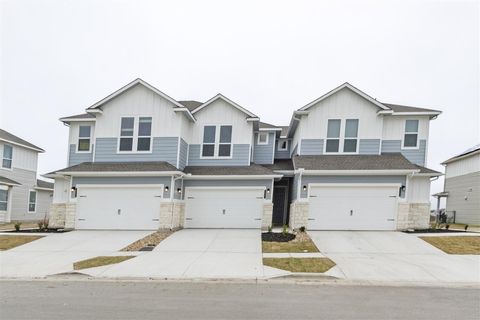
[309,231,480,283]
[84,229,287,279]
[0,231,151,278]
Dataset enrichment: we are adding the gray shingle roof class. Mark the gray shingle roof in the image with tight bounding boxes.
[36,179,54,189]
[382,103,441,113]
[184,164,275,176]
[60,113,96,121]
[293,153,419,171]
[0,129,44,152]
[51,161,178,174]
[442,144,480,164]
[0,176,21,186]
[262,159,294,171]
[259,122,280,130]
[178,100,203,112]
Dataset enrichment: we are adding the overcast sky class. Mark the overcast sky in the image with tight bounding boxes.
[1,0,479,207]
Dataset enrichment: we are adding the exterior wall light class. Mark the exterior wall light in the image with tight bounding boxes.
[177,188,182,194]
[266,188,270,194]
[303,185,307,191]
[164,186,169,192]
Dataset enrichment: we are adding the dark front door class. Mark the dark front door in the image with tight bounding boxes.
[272,186,288,226]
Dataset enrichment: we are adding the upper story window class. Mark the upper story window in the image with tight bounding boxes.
[403,120,419,148]
[119,117,152,152]
[2,144,13,169]
[325,119,359,153]
[78,126,91,152]
[257,132,269,145]
[28,190,37,213]
[278,139,289,151]
[201,125,232,158]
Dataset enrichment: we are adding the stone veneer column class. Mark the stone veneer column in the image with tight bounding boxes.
[48,203,67,228]
[396,203,430,230]
[64,203,77,229]
[262,203,273,230]
[159,201,185,230]
[289,201,309,230]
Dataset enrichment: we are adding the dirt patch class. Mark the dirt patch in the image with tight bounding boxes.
[120,230,174,251]
[0,235,44,250]
[262,232,319,253]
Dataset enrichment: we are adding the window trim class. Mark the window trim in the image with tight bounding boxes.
[0,188,8,212]
[117,116,153,154]
[323,118,359,154]
[343,119,359,153]
[200,124,233,159]
[402,119,420,150]
[28,190,37,213]
[257,132,269,145]
[1,144,13,170]
[137,116,153,152]
[277,139,289,151]
[77,125,92,153]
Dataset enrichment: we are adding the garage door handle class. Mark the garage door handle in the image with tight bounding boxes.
[78,218,85,221]
[309,195,317,198]
[254,218,262,221]
[308,218,315,221]
[187,196,194,199]
[152,219,159,221]
[79,195,87,198]
[389,195,397,198]
[186,218,192,220]
[387,219,395,221]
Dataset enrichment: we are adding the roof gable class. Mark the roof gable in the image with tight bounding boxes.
[191,94,258,119]
[0,129,44,152]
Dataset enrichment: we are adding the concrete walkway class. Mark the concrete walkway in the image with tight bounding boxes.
[83,229,289,279]
[0,231,151,278]
[309,231,480,283]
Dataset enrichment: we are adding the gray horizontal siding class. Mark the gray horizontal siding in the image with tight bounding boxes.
[179,138,188,170]
[183,179,273,200]
[359,139,380,155]
[69,144,93,166]
[253,133,274,164]
[72,176,173,199]
[381,140,426,166]
[300,175,406,198]
[94,137,178,167]
[274,139,291,159]
[300,139,324,155]
[445,172,480,225]
[187,144,250,166]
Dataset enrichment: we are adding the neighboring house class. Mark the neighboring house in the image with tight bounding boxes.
[45,79,441,231]
[437,145,479,225]
[0,129,54,223]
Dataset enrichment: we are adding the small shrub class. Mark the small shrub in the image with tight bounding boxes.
[282,224,288,235]
[299,226,306,233]
[37,221,44,230]
[267,225,272,233]
[445,224,450,230]
[14,222,21,232]
[42,216,49,230]
[465,225,469,231]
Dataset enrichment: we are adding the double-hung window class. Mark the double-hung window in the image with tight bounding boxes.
[2,144,13,169]
[78,126,91,152]
[28,190,37,213]
[403,120,419,148]
[119,117,153,152]
[326,119,341,152]
[119,117,135,151]
[0,189,7,211]
[343,119,359,152]
[137,117,152,151]
[202,125,232,158]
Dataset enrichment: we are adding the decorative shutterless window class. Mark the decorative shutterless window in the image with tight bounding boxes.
[202,126,216,157]
[2,144,13,169]
[257,132,268,145]
[325,119,341,153]
[404,120,419,148]
[201,125,232,157]
[28,190,37,213]
[218,125,232,157]
[119,117,135,151]
[78,126,91,152]
[343,119,359,152]
[0,189,7,211]
[278,139,289,151]
[137,117,152,151]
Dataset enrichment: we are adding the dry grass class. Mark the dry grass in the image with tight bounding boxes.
[0,235,44,250]
[263,258,336,273]
[0,222,38,231]
[120,230,174,251]
[262,232,319,253]
[420,236,480,254]
[73,256,135,270]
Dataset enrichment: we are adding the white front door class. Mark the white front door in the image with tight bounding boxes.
[184,188,264,229]
[76,185,163,230]
[308,184,399,230]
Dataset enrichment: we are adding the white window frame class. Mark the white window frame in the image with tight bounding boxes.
[77,125,92,153]
[1,144,13,170]
[0,187,8,212]
[324,119,359,154]
[402,119,419,150]
[257,132,269,145]
[343,119,359,153]
[117,116,153,154]
[277,139,289,151]
[28,190,37,213]
[200,124,233,159]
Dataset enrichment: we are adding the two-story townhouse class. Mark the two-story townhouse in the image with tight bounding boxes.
[45,79,441,231]
[0,129,53,223]
[283,83,442,230]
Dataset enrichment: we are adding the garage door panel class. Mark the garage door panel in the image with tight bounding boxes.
[309,185,398,231]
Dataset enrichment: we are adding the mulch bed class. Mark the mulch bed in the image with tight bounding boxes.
[262,232,296,242]
[121,230,174,251]
[403,229,467,234]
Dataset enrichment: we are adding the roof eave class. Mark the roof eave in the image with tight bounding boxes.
[183,174,283,180]
[296,169,420,175]
[0,138,45,153]
[49,171,185,177]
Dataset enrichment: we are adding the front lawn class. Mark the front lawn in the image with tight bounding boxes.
[73,256,135,270]
[0,235,44,250]
[420,236,480,254]
[263,257,336,273]
[262,232,319,253]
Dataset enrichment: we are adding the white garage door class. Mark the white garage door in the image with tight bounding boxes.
[184,188,264,228]
[308,184,399,230]
[76,185,163,230]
